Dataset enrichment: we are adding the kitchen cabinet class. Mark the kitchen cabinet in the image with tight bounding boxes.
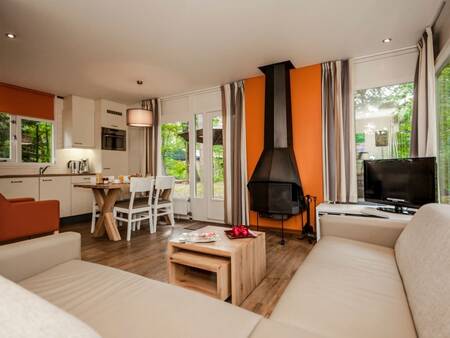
[102,150,128,176]
[63,95,95,148]
[95,99,127,130]
[71,175,94,215]
[39,176,72,217]
[0,177,39,200]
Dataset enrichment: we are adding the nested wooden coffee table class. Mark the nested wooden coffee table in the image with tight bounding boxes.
[167,226,266,305]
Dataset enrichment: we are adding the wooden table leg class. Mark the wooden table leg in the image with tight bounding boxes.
[93,188,121,241]
[93,189,106,238]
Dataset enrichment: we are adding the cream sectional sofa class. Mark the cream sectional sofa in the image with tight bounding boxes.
[0,203,449,338]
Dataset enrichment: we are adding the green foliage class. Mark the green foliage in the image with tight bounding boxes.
[161,122,189,180]
[21,119,53,163]
[213,144,224,183]
[355,132,365,144]
[0,113,10,159]
[437,63,450,203]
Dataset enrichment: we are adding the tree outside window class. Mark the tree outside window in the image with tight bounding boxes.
[21,119,53,163]
[0,113,11,160]
[161,122,189,198]
[437,63,450,204]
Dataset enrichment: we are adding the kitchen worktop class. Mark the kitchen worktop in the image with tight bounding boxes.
[0,173,96,179]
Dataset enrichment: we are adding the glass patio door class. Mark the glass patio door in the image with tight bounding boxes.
[190,111,224,222]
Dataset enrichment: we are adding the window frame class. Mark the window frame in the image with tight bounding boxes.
[0,113,55,165]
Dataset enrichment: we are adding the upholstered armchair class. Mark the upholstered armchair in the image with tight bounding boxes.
[0,194,60,242]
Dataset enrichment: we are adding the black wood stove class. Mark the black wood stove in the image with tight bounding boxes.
[247,61,306,244]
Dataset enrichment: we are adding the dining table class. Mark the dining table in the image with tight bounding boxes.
[74,182,130,241]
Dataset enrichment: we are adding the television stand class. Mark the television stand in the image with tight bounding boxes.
[377,205,416,215]
[315,202,414,241]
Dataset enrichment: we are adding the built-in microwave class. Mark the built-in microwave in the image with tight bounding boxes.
[101,127,126,151]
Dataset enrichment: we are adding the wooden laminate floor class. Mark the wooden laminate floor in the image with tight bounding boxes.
[62,220,314,317]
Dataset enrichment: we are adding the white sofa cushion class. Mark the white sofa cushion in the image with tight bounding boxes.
[19,259,261,338]
[0,232,81,282]
[249,318,326,338]
[271,236,416,338]
[0,275,99,338]
[395,203,450,338]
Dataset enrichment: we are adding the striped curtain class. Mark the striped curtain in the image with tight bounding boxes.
[322,60,357,203]
[141,98,160,176]
[221,81,249,225]
[411,27,437,157]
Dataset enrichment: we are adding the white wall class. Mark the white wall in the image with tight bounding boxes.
[351,46,418,90]
[435,1,450,57]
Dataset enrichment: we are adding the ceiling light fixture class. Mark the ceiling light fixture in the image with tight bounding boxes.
[136,80,143,85]
[126,108,153,127]
[5,32,16,39]
[382,38,392,43]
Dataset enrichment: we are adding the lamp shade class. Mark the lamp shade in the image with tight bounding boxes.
[126,108,153,127]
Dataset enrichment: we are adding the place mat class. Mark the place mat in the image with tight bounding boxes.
[184,224,207,231]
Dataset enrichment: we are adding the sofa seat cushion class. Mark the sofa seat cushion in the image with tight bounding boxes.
[0,275,100,338]
[19,260,261,338]
[270,236,416,338]
[249,318,326,338]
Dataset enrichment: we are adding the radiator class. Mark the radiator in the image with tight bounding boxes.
[173,198,191,219]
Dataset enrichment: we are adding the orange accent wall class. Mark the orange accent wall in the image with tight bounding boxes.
[245,64,323,231]
[0,83,54,120]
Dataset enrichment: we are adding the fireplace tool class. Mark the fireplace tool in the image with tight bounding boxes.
[299,195,317,243]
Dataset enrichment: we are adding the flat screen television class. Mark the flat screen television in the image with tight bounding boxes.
[363,157,437,214]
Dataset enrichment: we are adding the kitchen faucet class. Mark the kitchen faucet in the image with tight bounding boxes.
[39,165,50,175]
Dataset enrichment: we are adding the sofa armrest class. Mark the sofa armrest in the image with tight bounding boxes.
[0,232,81,282]
[320,215,408,248]
[8,197,35,203]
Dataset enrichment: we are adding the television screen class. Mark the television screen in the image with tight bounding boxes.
[363,157,437,209]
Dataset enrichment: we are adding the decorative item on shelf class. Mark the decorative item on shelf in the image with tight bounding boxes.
[225,225,256,239]
[102,176,109,184]
[126,108,153,127]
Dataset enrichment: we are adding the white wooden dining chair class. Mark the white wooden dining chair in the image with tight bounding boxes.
[90,199,99,233]
[113,177,154,241]
[152,176,175,232]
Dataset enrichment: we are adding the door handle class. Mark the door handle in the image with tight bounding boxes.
[74,142,83,145]
[42,179,53,182]
[10,180,23,183]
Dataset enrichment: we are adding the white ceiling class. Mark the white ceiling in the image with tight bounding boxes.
[0,0,442,104]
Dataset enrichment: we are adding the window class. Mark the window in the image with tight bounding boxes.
[437,62,450,204]
[0,113,11,160]
[0,113,54,164]
[161,121,190,198]
[194,114,204,198]
[212,115,224,199]
[20,118,53,163]
[354,83,414,197]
